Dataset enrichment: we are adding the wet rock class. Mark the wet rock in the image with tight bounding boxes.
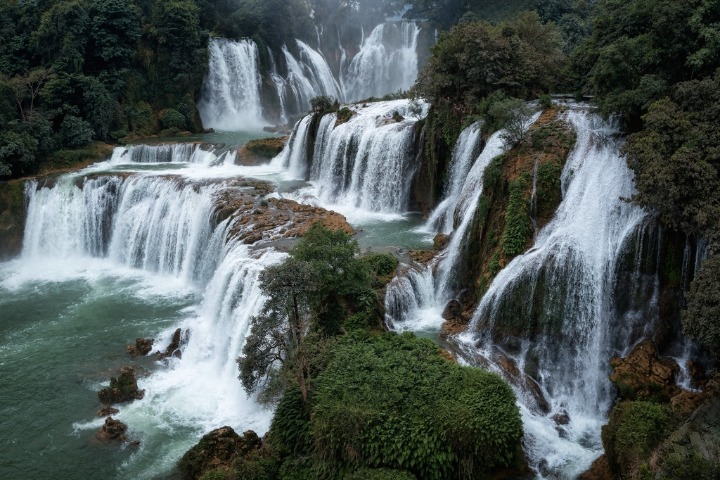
[157,328,185,359]
[98,367,145,404]
[578,454,613,480]
[442,299,463,322]
[609,339,680,401]
[178,427,262,480]
[687,359,709,389]
[433,233,450,251]
[96,417,128,443]
[408,249,435,264]
[126,337,154,357]
[552,410,570,425]
[97,405,119,417]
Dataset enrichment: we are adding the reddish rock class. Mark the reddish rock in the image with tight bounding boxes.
[127,337,154,357]
[433,233,450,251]
[609,340,680,401]
[408,249,435,264]
[98,367,145,404]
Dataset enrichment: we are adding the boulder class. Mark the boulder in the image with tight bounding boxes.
[126,337,154,357]
[433,233,450,251]
[157,328,185,359]
[98,367,145,404]
[609,340,680,401]
[97,405,119,417]
[578,455,613,480]
[96,417,128,443]
[177,427,262,480]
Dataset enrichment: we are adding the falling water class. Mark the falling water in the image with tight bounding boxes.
[424,122,483,234]
[287,99,427,214]
[460,109,647,477]
[198,38,266,131]
[109,144,227,166]
[343,22,421,101]
[16,165,285,477]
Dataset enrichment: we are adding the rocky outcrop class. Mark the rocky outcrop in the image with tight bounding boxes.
[98,367,145,404]
[177,427,262,480]
[235,136,287,166]
[126,337,154,357]
[0,180,26,260]
[578,455,613,480]
[609,340,680,402]
[157,328,186,359]
[96,417,130,443]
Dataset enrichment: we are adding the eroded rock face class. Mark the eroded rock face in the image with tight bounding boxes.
[157,328,187,360]
[610,340,680,402]
[177,427,262,480]
[578,455,613,480]
[0,180,26,261]
[98,367,145,404]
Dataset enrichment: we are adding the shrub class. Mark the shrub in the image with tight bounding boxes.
[602,401,675,476]
[684,255,720,358]
[360,253,399,278]
[310,332,523,480]
[160,108,186,130]
[344,468,416,480]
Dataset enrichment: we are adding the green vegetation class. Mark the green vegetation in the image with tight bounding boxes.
[226,225,524,480]
[0,0,209,178]
[684,255,720,358]
[602,401,676,478]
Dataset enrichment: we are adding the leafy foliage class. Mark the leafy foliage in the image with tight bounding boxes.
[684,255,720,358]
[602,401,676,477]
[309,332,523,479]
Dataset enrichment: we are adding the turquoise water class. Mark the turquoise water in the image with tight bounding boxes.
[0,262,197,479]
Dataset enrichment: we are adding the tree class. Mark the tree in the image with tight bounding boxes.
[684,255,720,359]
[88,0,141,69]
[238,258,318,403]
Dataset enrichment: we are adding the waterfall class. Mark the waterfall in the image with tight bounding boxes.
[386,129,510,333]
[459,109,647,477]
[343,22,421,101]
[23,176,227,283]
[281,41,342,117]
[296,99,426,213]
[109,144,228,166]
[424,122,483,234]
[271,115,312,179]
[198,38,265,131]
[20,164,284,474]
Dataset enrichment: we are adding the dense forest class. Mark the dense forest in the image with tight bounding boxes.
[2,0,720,478]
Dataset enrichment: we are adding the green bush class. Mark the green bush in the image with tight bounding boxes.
[502,175,531,256]
[684,255,720,358]
[309,332,523,480]
[360,253,399,277]
[344,467,416,480]
[59,115,94,148]
[602,401,675,475]
[160,108,187,129]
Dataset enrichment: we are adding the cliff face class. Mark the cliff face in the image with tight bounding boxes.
[0,180,26,260]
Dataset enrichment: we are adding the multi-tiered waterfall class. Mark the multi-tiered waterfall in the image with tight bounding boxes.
[197,21,424,128]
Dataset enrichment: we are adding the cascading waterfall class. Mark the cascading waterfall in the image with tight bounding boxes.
[17,164,286,477]
[198,38,265,131]
[109,144,230,166]
[386,129,510,332]
[424,122,482,234]
[343,22,421,101]
[199,22,422,126]
[271,115,312,179]
[458,109,647,477]
[292,99,427,213]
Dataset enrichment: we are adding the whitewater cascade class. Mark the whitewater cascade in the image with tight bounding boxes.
[198,38,265,131]
[385,128,509,330]
[20,166,284,475]
[198,22,422,127]
[343,22,421,102]
[109,143,237,167]
[457,109,647,477]
[276,99,426,214]
[424,122,483,234]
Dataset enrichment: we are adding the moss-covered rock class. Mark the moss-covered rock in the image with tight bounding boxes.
[236,137,288,166]
[97,367,145,404]
[178,427,263,480]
